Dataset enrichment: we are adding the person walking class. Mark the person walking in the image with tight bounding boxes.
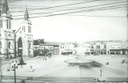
[29,65,35,72]
[106,59,109,65]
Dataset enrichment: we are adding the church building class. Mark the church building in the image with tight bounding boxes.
[0,0,33,59]
[15,7,33,58]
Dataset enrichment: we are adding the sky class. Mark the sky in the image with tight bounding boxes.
[6,0,128,42]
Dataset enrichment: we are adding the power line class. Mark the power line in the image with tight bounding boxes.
[9,0,104,13]
[11,1,126,17]
[66,15,126,18]
[12,3,127,19]
[44,5,126,17]
[8,0,22,3]
[13,5,127,20]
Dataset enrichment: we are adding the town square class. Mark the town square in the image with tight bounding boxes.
[0,0,128,83]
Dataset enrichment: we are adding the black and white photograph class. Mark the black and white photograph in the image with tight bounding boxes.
[0,0,128,83]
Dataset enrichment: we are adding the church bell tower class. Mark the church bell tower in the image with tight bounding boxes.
[0,0,14,59]
[17,7,33,57]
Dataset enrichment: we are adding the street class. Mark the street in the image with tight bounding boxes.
[1,55,128,83]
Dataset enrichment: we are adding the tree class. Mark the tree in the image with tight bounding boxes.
[33,39,45,45]
[33,40,39,45]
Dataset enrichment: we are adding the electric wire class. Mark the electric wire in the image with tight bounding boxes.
[12,2,127,18]
[10,0,102,13]
[12,4,127,20]
[10,0,126,14]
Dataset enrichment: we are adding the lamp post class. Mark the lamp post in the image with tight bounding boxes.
[13,61,16,83]
[13,30,16,83]
[0,57,2,83]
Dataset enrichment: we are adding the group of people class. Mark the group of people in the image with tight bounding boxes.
[38,49,52,60]
[6,60,19,71]
[6,62,35,72]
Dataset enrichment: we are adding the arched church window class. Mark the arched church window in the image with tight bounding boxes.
[0,20,3,27]
[8,42,11,48]
[24,26,25,32]
[0,34,1,38]
[7,20,11,29]
[8,34,11,37]
[22,26,24,30]
[0,41,2,48]
[28,26,31,33]
[29,43,31,48]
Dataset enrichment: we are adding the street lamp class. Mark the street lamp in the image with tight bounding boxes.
[0,57,2,83]
[13,30,17,83]
[12,61,17,83]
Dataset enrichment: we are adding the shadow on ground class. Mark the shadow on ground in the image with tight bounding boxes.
[69,61,102,68]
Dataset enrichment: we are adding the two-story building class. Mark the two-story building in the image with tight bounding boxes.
[59,43,76,55]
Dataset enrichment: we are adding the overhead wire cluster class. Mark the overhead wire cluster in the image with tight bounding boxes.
[6,0,128,20]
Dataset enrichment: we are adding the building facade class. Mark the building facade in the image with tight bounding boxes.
[38,44,59,55]
[84,40,128,55]
[0,0,14,59]
[59,43,76,55]
[93,41,107,55]
[0,0,33,59]
[107,41,128,55]
[15,7,33,57]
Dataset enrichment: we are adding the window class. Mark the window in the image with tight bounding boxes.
[8,34,11,37]
[22,26,25,32]
[29,43,31,48]
[22,26,23,30]
[24,26,25,32]
[9,20,11,29]
[0,41,2,48]
[104,45,106,49]
[91,46,93,48]
[8,42,11,48]
[28,26,31,33]
[96,45,100,49]
[0,20,2,27]
[7,20,11,29]
[99,45,100,49]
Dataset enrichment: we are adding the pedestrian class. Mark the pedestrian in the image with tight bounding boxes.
[122,59,125,64]
[106,59,109,65]
[29,65,35,72]
[6,67,10,72]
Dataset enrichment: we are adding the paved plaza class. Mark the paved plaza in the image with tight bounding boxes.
[1,55,128,83]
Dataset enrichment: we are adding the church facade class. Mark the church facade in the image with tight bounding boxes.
[0,0,33,59]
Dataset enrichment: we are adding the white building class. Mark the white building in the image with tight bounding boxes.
[83,43,92,55]
[107,41,128,55]
[0,0,14,59]
[59,43,76,55]
[15,7,33,57]
[0,0,33,59]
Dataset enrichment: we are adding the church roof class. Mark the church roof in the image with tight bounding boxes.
[2,0,9,14]
[24,7,29,20]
